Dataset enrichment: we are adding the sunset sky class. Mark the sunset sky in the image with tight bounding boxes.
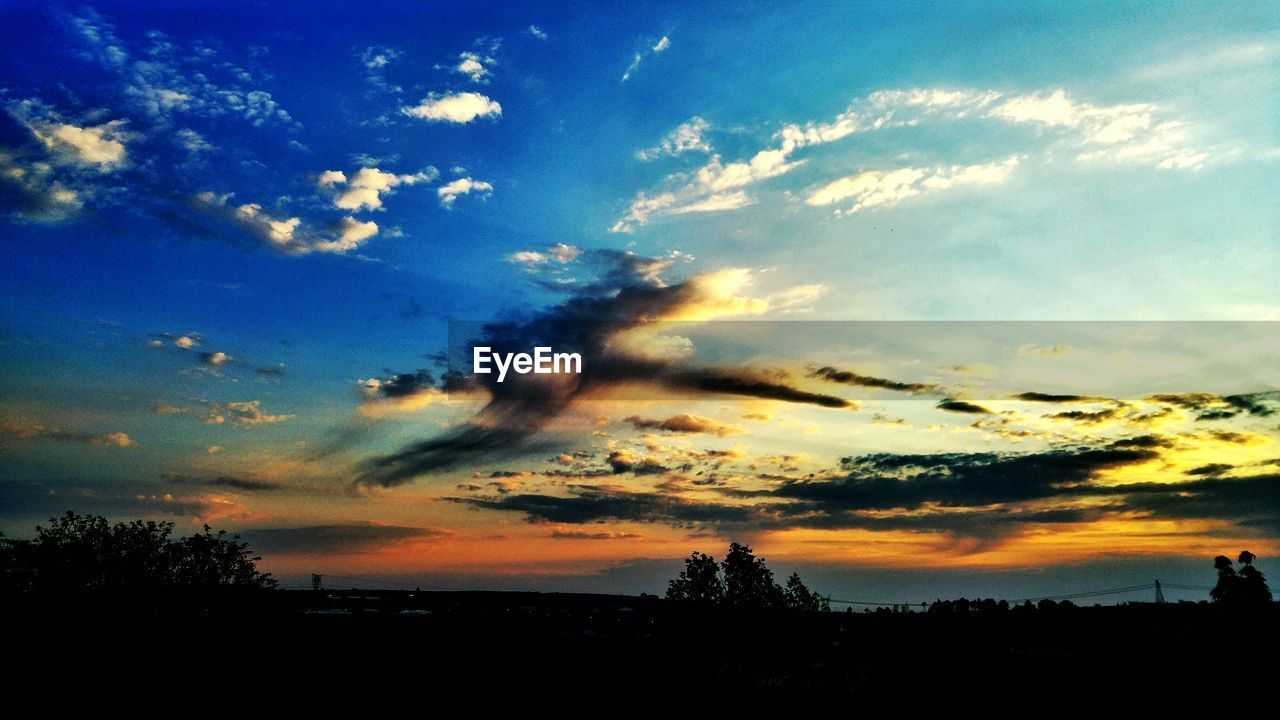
[2,1,1278,601]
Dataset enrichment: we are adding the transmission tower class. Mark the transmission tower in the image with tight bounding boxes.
[1154,579,1165,604]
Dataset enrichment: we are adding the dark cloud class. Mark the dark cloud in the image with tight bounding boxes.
[356,251,851,486]
[254,363,286,377]
[606,450,669,475]
[0,480,224,524]
[623,414,743,436]
[809,366,940,394]
[1014,392,1104,403]
[936,398,992,414]
[239,523,452,554]
[773,445,1158,511]
[163,472,282,492]
[1049,408,1121,424]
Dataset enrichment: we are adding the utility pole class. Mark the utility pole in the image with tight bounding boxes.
[1154,579,1165,604]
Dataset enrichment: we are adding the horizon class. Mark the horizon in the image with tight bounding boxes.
[2,1,1279,605]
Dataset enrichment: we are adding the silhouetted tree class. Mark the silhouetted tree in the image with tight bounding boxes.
[1211,554,1242,604]
[784,572,828,612]
[1229,550,1271,606]
[171,525,277,588]
[665,543,826,612]
[666,551,724,606]
[721,542,786,610]
[0,511,275,593]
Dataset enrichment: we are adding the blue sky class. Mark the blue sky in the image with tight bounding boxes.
[2,1,1279,597]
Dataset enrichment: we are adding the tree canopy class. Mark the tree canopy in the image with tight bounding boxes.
[1211,550,1271,607]
[666,542,828,612]
[0,511,276,593]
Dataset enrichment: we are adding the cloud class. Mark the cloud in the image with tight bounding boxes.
[0,148,84,222]
[437,177,493,207]
[454,51,495,83]
[0,418,132,448]
[527,25,548,41]
[355,250,852,486]
[549,528,641,540]
[621,35,671,82]
[507,243,583,274]
[154,399,292,427]
[402,92,502,123]
[189,192,382,254]
[638,117,711,160]
[810,366,942,394]
[624,414,745,436]
[936,398,993,414]
[163,473,282,492]
[988,89,1208,169]
[317,166,438,212]
[806,157,1019,215]
[614,84,1213,231]
[239,523,453,554]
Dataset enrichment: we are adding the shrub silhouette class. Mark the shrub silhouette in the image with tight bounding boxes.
[1211,550,1271,607]
[0,511,275,593]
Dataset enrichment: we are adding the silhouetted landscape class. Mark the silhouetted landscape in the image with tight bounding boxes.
[3,512,1276,700]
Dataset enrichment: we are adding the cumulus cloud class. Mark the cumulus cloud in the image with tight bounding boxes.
[506,243,583,271]
[0,148,84,222]
[527,25,548,41]
[316,166,437,212]
[453,51,495,82]
[154,398,293,427]
[437,177,493,207]
[190,192,382,254]
[402,92,502,123]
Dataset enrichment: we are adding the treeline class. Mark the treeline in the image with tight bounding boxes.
[666,542,829,612]
[0,511,275,593]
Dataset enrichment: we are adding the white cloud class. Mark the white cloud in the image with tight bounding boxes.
[638,117,711,160]
[667,191,754,215]
[314,217,380,254]
[192,192,383,255]
[989,89,1207,169]
[621,35,672,82]
[401,92,502,123]
[613,85,1213,232]
[806,157,1020,215]
[317,166,437,211]
[506,243,582,271]
[454,51,494,83]
[528,25,548,41]
[437,177,493,207]
[0,149,84,222]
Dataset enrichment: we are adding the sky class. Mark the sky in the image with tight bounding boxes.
[1,0,1279,601]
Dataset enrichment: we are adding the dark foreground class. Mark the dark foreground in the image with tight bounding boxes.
[6,589,1277,703]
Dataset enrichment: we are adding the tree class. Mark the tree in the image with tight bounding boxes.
[1235,550,1272,605]
[665,543,827,612]
[0,511,275,593]
[170,525,277,588]
[1211,551,1270,607]
[666,551,724,606]
[784,572,828,612]
[721,542,786,610]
